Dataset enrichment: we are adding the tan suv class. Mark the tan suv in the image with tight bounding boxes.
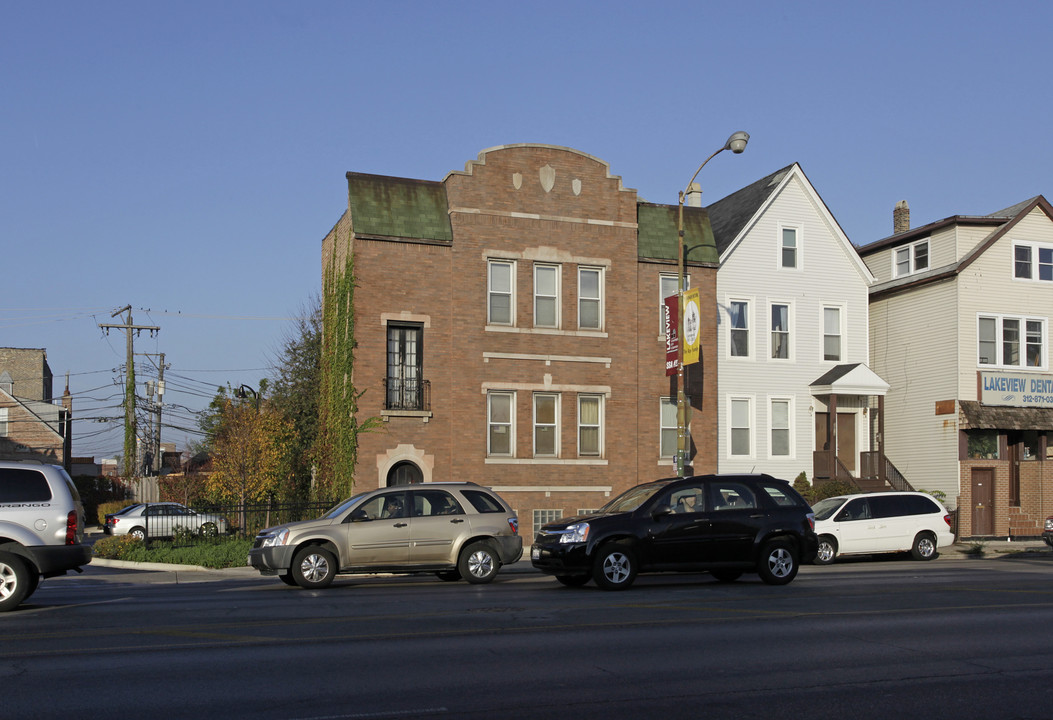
[248,482,522,589]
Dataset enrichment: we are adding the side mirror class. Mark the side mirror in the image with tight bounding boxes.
[350,509,371,522]
[651,504,673,520]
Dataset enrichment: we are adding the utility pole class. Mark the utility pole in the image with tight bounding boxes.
[99,306,159,480]
[151,353,167,475]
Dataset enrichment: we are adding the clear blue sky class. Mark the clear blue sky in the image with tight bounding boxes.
[3,1,1051,459]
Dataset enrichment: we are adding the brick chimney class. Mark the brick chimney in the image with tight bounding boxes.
[894,200,910,234]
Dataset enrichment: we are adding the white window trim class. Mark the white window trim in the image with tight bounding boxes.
[893,239,930,278]
[577,393,604,457]
[1012,240,1053,282]
[533,392,560,457]
[779,225,801,270]
[487,391,516,457]
[0,407,7,437]
[533,264,561,329]
[727,395,755,459]
[659,273,688,336]
[578,266,604,331]
[659,396,678,459]
[726,296,753,360]
[487,259,516,327]
[977,313,1047,370]
[768,300,793,361]
[822,304,845,363]
[768,395,795,460]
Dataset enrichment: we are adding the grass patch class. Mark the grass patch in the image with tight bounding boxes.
[93,534,253,569]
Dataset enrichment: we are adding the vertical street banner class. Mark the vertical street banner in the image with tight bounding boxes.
[664,294,679,376]
[683,288,701,366]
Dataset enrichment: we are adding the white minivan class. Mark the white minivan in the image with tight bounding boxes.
[811,491,955,564]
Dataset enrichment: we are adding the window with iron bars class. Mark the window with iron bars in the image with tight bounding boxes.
[386,323,425,410]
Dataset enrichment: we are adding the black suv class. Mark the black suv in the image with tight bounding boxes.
[531,474,817,590]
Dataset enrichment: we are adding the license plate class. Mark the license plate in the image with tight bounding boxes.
[531,546,540,561]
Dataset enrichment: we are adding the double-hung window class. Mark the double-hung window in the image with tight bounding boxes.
[0,407,7,437]
[534,264,560,328]
[894,240,930,277]
[659,398,677,458]
[488,260,515,325]
[578,267,603,330]
[533,393,559,457]
[1014,242,1053,282]
[781,228,798,269]
[386,323,423,410]
[728,300,750,357]
[487,391,515,456]
[979,314,1045,368]
[823,307,842,361]
[770,303,790,359]
[730,397,752,457]
[577,394,603,456]
[770,398,791,457]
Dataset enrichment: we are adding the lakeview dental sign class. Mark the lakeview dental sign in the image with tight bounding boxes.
[980,370,1053,408]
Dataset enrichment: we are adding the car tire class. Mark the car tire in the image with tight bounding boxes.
[757,539,799,585]
[911,532,938,561]
[710,569,743,582]
[593,543,637,591]
[459,542,500,584]
[200,522,218,537]
[815,536,838,565]
[436,569,462,582]
[129,527,147,541]
[0,552,33,612]
[292,546,337,589]
[278,572,298,586]
[555,574,591,587]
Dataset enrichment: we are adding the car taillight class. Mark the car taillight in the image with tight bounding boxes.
[65,510,78,545]
[806,512,815,531]
[943,514,952,528]
[508,517,519,535]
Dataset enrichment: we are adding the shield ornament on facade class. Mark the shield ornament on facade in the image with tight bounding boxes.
[572,178,582,196]
[512,172,522,190]
[540,164,555,193]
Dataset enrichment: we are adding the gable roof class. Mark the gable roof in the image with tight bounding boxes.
[865,195,1053,300]
[706,163,874,282]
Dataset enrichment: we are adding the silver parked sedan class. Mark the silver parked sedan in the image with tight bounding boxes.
[104,502,228,540]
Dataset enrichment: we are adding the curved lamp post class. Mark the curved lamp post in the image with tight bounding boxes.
[675,131,750,478]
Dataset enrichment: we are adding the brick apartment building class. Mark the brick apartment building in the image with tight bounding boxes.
[0,347,72,470]
[322,144,718,536]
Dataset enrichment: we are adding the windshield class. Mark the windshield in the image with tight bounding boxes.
[599,481,670,514]
[812,497,847,521]
[323,493,368,519]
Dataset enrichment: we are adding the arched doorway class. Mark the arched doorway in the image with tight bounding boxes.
[386,461,423,486]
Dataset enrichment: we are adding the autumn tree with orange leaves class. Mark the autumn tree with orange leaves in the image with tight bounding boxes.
[207,399,295,511]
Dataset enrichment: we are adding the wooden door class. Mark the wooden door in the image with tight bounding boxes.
[815,412,857,472]
[971,468,994,535]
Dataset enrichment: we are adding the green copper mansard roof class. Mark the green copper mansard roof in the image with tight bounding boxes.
[346,172,453,242]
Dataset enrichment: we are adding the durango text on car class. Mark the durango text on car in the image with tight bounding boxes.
[530,473,817,590]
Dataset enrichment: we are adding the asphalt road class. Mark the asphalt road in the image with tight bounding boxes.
[4,554,1053,720]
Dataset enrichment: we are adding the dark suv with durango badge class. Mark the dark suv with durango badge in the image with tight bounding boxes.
[531,474,817,590]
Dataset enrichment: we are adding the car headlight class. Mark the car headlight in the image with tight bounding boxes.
[260,528,290,547]
[559,522,590,544]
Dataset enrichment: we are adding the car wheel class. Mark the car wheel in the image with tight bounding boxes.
[129,527,147,541]
[815,536,838,565]
[555,574,590,587]
[436,569,462,582]
[710,570,743,582]
[292,546,337,589]
[593,543,637,591]
[911,532,938,560]
[459,542,499,584]
[278,572,298,586]
[0,552,33,612]
[757,539,799,585]
[199,522,218,537]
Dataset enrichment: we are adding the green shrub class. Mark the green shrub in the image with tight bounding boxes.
[91,534,143,560]
[97,500,136,524]
[93,535,253,569]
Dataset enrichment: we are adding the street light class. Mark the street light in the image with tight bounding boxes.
[674,131,750,478]
[235,384,260,412]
